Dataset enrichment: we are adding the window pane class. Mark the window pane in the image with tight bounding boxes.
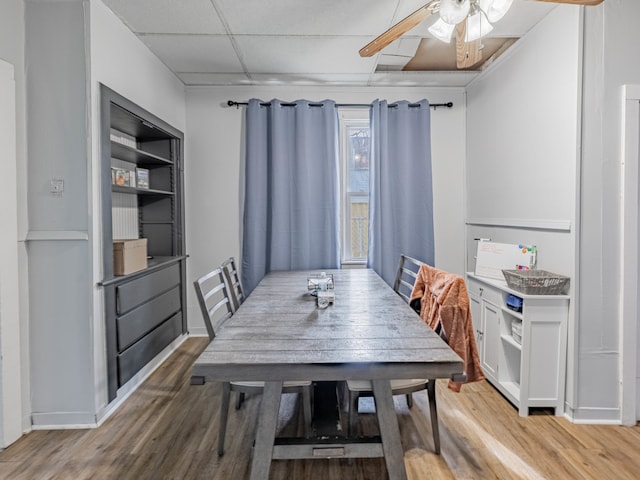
[348,194,369,260]
[341,120,370,263]
[347,126,370,193]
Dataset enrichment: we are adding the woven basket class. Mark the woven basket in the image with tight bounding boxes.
[502,269,569,295]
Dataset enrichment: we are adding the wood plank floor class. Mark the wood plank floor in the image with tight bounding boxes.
[1,337,639,479]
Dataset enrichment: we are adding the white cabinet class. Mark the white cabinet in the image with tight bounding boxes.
[481,300,501,383]
[468,293,483,365]
[467,273,569,416]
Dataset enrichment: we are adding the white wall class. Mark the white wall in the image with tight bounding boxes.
[466,9,580,231]
[185,86,466,335]
[0,58,21,448]
[26,0,94,427]
[620,85,640,425]
[89,0,186,418]
[22,0,186,428]
[579,0,640,422]
[89,0,186,133]
[465,6,580,279]
[465,7,582,415]
[0,0,31,442]
[466,1,640,423]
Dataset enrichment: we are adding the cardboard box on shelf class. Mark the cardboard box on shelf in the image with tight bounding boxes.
[113,238,148,275]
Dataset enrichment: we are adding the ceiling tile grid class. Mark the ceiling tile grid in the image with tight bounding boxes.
[101,0,560,87]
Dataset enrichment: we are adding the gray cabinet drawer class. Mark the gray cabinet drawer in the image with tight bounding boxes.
[117,285,181,350]
[118,312,183,386]
[116,263,180,314]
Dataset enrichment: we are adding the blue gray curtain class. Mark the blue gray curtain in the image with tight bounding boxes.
[368,99,435,287]
[242,99,340,294]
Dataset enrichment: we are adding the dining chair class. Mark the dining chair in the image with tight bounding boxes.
[221,256,245,311]
[393,254,425,303]
[221,256,254,409]
[346,254,442,453]
[221,256,251,409]
[193,266,313,456]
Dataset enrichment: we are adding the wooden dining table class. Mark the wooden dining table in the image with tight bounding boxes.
[192,269,463,480]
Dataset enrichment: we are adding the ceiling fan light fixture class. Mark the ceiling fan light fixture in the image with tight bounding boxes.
[479,0,514,23]
[439,0,470,25]
[465,9,493,42]
[428,18,456,43]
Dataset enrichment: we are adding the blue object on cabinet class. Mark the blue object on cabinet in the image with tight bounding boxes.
[506,294,523,312]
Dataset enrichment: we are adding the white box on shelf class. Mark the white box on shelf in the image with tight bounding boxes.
[511,319,522,344]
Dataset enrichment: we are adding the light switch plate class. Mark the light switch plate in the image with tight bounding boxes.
[50,178,64,195]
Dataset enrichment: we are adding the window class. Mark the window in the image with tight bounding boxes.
[339,109,370,265]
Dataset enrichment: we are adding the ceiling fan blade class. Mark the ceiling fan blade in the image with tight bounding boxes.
[359,1,437,57]
[456,21,483,69]
[534,0,604,5]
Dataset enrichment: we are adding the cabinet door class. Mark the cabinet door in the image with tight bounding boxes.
[481,301,501,383]
[469,292,483,354]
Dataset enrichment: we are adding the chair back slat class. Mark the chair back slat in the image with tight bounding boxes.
[222,257,245,310]
[194,267,235,340]
[393,254,425,303]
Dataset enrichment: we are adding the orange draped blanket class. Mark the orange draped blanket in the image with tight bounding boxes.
[410,264,485,392]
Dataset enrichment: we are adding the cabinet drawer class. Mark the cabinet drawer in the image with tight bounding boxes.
[117,312,183,386]
[467,277,502,305]
[117,285,181,351]
[116,263,180,314]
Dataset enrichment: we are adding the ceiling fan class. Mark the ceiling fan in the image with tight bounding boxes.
[359,0,605,69]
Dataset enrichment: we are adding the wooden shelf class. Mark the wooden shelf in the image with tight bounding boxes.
[501,306,523,320]
[140,220,175,225]
[501,334,522,351]
[501,381,520,402]
[101,85,186,402]
[110,141,173,166]
[111,185,174,196]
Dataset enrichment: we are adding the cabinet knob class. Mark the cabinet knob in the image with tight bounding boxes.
[479,287,484,295]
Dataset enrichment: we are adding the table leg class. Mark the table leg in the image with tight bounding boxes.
[250,380,283,480]
[371,379,407,480]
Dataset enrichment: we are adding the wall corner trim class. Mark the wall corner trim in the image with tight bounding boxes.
[465,218,571,232]
[25,230,89,241]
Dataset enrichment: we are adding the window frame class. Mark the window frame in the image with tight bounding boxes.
[338,107,370,266]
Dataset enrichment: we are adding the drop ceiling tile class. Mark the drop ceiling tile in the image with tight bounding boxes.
[378,54,412,68]
[393,0,437,22]
[102,0,225,34]
[249,73,375,86]
[235,36,377,74]
[177,72,252,85]
[368,70,478,88]
[216,0,399,36]
[139,34,243,73]
[378,37,421,59]
[489,3,557,37]
[100,0,562,88]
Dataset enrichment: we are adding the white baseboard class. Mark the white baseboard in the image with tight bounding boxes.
[563,405,622,424]
[30,334,188,429]
[31,412,98,429]
[188,327,209,337]
[96,334,188,426]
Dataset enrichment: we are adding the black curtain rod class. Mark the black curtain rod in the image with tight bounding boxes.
[227,100,453,110]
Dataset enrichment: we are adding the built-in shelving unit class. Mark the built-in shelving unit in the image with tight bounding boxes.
[100,85,187,401]
[467,272,569,416]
